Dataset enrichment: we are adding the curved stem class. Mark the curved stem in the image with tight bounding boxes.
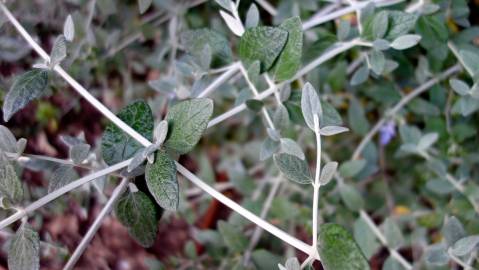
[360,210,413,270]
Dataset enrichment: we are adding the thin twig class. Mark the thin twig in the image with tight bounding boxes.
[302,0,405,30]
[63,178,129,270]
[311,114,322,251]
[0,159,131,230]
[243,176,282,265]
[360,210,413,270]
[254,0,277,16]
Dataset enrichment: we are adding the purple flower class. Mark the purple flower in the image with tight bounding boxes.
[379,121,396,145]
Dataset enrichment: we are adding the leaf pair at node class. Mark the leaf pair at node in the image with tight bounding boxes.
[105,98,213,247]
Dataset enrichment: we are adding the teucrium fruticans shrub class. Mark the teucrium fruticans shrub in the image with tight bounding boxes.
[1,0,479,269]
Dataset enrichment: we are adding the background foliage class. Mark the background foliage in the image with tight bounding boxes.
[0,0,479,269]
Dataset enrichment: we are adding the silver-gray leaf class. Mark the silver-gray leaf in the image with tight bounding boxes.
[0,151,23,204]
[8,225,40,270]
[3,69,49,122]
[301,82,322,130]
[273,153,312,184]
[48,165,78,193]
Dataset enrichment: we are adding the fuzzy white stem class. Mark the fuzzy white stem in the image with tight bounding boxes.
[254,0,277,16]
[360,210,413,270]
[238,64,276,130]
[0,159,131,230]
[197,62,241,98]
[301,0,405,30]
[352,64,462,160]
[243,177,282,265]
[176,162,319,260]
[0,2,151,147]
[63,178,129,270]
[291,39,358,80]
[312,114,322,250]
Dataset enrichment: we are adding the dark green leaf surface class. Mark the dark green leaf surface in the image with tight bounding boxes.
[3,70,49,121]
[145,150,179,211]
[101,100,154,165]
[164,98,213,154]
[239,26,288,71]
[115,190,158,247]
[318,223,370,270]
[271,17,303,81]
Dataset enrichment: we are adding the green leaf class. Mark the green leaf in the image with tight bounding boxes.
[320,101,343,127]
[415,15,448,49]
[63,14,75,41]
[354,218,380,259]
[301,82,322,130]
[319,161,338,185]
[442,216,466,246]
[0,151,23,205]
[318,223,370,270]
[239,26,288,71]
[252,249,282,270]
[372,11,389,39]
[101,100,154,165]
[180,29,233,67]
[339,159,367,178]
[279,138,304,160]
[3,69,49,122]
[390,34,421,50]
[50,35,67,67]
[449,79,470,96]
[369,50,386,75]
[348,98,369,136]
[8,225,40,270]
[218,221,248,253]
[273,153,312,184]
[339,184,364,212]
[278,257,300,270]
[245,4,259,29]
[271,17,303,81]
[60,135,90,164]
[115,190,158,247]
[382,218,404,249]
[0,125,19,154]
[245,99,264,112]
[459,49,479,77]
[48,165,78,193]
[450,235,479,256]
[273,104,290,130]
[164,98,214,154]
[337,20,351,41]
[351,65,369,86]
[425,244,449,266]
[145,150,179,211]
[382,256,404,270]
[260,137,280,161]
[385,11,417,40]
